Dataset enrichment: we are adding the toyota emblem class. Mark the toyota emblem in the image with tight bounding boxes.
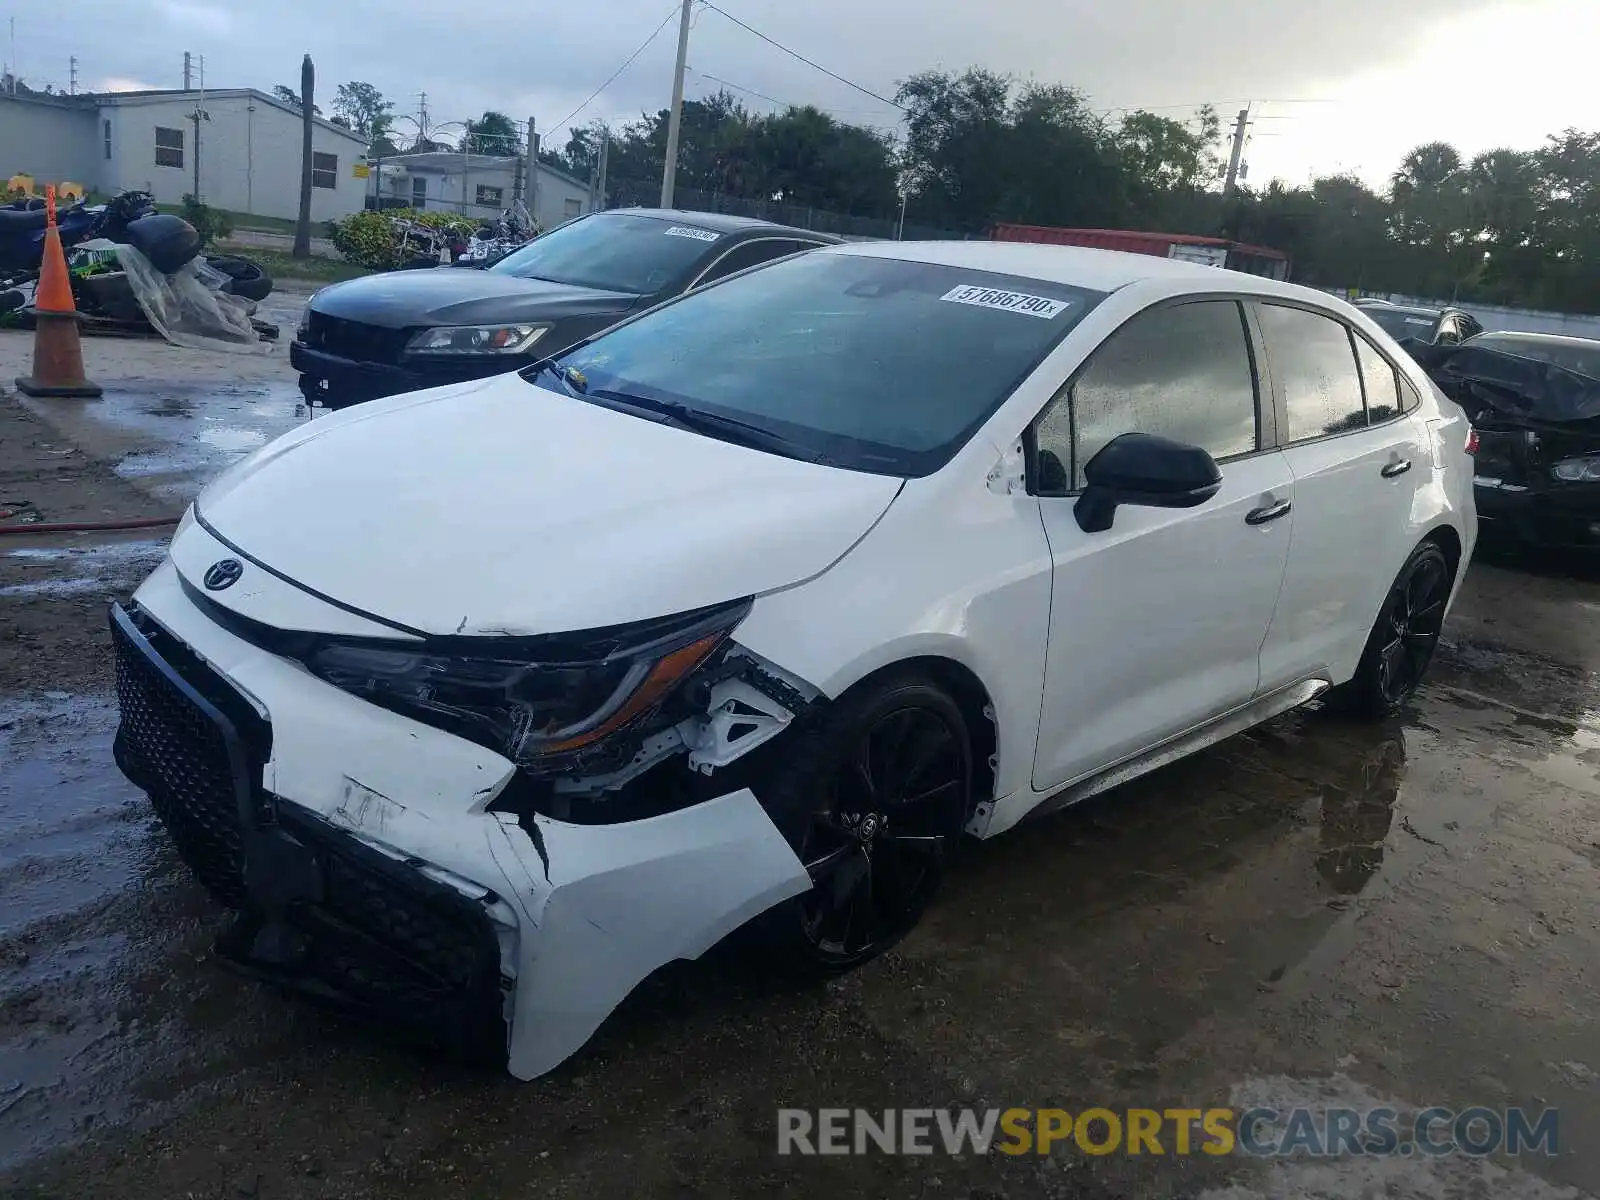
[203,558,244,591]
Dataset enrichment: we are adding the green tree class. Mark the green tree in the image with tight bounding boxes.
[332,81,395,152]
[272,83,321,116]
[463,111,521,156]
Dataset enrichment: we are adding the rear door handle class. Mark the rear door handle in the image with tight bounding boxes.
[1245,499,1292,525]
[1381,458,1413,478]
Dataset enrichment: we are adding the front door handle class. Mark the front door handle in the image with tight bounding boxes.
[1246,499,1292,525]
[1381,458,1413,478]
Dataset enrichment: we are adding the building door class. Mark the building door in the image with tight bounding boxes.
[411,177,426,208]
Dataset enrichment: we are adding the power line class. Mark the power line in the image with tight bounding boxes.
[548,3,681,134]
[699,2,905,112]
[690,66,790,109]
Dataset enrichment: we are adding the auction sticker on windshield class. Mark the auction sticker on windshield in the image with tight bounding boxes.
[940,284,1072,319]
[664,225,720,242]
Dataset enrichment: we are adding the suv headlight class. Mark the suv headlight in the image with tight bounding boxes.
[1551,455,1600,483]
[300,601,747,765]
[404,324,549,357]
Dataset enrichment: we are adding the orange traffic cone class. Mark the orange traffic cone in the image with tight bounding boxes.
[15,185,102,399]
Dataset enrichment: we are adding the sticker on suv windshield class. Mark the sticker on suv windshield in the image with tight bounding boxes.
[1404,317,1432,326]
[664,225,720,242]
[940,284,1072,319]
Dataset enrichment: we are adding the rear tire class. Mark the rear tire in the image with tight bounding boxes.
[751,673,973,975]
[1326,540,1453,720]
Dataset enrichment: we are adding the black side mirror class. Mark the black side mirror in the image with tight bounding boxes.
[1074,432,1223,533]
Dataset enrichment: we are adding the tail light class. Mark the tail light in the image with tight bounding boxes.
[1464,428,1479,456]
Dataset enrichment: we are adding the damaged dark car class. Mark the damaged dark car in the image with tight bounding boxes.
[1413,330,1600,550]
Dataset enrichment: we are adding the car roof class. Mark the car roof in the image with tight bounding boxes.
[1468,330,1600,349]
[604,207,844,243]
[825,238,1330,301]
[1357,300,1444,319]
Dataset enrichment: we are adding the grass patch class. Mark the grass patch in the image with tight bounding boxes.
[216,243,372,283]
[216,210,301,235]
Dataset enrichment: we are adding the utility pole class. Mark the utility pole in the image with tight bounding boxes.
[589,131,610,213]
[7,19,15,95]
[525,115,539,229]
[1222,106,1249,199]
[293,53,315,258]
[68,56,77,95]
[190,56,208,200]
[182,50,191,90]
[659,0,693,209]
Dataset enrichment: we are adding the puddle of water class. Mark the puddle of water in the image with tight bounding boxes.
[1,540,167,599]
[4,540,166,565]
[0,693,236,1172]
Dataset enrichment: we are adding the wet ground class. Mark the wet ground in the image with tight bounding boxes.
[2,330,1598,1197]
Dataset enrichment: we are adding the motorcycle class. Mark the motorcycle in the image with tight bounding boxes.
[452,207,537,268]
[0,190,276,343]
[0,190,155,272]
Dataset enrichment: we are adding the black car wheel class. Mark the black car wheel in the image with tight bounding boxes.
[1327,540,1453,719]
[755,675,973,973]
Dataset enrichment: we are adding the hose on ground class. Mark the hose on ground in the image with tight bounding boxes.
[0,514,180,536]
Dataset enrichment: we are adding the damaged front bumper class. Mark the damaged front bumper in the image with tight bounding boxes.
[110,561,812,1078]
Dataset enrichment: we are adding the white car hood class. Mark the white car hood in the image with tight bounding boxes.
[193,374,901,636]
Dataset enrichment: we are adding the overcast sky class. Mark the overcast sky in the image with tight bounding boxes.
[7,0,1597,188]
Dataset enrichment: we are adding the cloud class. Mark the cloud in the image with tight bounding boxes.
[98,76,162,93]
[50,0,1600,187]
[154,0,234,37]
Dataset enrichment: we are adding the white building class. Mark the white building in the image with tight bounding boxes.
[1,88,368,222]
[371,151,595,230]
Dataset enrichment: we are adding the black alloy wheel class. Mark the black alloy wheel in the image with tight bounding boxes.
[1330,540,1453,719]
[755,676,973,973]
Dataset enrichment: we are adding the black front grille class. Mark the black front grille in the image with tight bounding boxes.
[304,312,413,365]
[111,604,506,1061]
[267,811,508,1058]
[112,605,270,908]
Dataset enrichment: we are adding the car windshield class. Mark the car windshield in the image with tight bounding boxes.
[1471,335,1600,379]
[489,212,723,294]
[529,251,1106,476]
[1364,307,1440,341]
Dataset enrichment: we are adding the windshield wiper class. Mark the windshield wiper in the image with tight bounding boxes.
[585,388,836,466]
[530,360,588,394]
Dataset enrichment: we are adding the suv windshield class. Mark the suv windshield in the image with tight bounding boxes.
[529,250,1106,476]
[490,212,723,294]
[1364,306,1440,342]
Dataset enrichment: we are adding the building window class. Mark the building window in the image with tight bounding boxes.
[411,177,427,207]
[311,152,338,190]
[475,184,503,206]
[103,119,112,160]
[563,197,582,218]
[154,126,184,169]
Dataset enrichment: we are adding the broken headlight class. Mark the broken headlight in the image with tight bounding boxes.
[1551,455,1600,483]
[404,324,549,357]
[302,602,747,764]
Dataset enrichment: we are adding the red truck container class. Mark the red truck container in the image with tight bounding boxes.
[990,223,1291,281]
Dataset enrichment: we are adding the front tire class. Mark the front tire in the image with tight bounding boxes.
[754,674,973,974]
[1327,540,1453,719]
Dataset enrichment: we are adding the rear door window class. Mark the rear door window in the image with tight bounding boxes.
[1354,334,1402,423]
[1260,304,1368,442]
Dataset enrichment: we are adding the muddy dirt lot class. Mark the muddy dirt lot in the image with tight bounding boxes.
[2,317,1598,1199]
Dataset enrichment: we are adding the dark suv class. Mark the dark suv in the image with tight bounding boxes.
[1355,300,1483,349]
[292,209,840,409]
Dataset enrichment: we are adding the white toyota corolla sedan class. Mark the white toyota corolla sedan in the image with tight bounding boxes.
[111,239,1476,1078]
